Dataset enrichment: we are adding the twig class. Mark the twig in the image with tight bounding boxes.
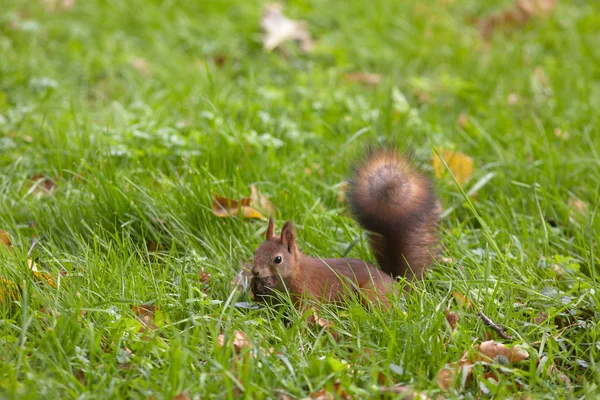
[477,311,513,340]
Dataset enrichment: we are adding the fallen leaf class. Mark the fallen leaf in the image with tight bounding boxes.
[445,311,459,331]
[548,363,571,385]
[302,381,350,400]
[451,292,474,309]
[216,330,252,353]
[29,259,56,288]
[457,113,469,129]
[73,369,86,385]
[41,0,76,12]
[343,72,382,86]
[250,185,276,216]
[131,304,164,332]
[199,268,211,291]
[380,385,429,399]
[476,340,529,363]
[146,240,163,252]
[533,311,548,324]
[261,3,314,52]
[172,393,191,400]
[436,363,460,391]
[277,389,294,400]
[553,128,569,140]
[437,340,529,391]
[568,198,588,215]
[0,277,20,303]
[212,193,264,220]
[433,149,474,185]
[0,230,11,249]
[30,174,57,196]
[477,0,557,40]
[307,310,340,340]
[131,58,151,77]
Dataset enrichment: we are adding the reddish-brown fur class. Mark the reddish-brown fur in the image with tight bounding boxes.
[250,147,440,309]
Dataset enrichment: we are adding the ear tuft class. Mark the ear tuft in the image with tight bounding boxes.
[266,216,275,240]
[280,221,297,254]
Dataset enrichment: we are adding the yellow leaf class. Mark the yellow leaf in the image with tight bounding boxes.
[28,259,56,288]
[451,291,473,309]
[212,193,265,219]
[0,277,20,302]
[241,206,264,219]
[433,149,474,185]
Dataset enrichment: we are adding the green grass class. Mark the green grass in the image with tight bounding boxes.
[1,0,600,398]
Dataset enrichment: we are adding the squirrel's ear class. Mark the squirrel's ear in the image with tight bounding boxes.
[280,221,297,254]
[266,216,275,240]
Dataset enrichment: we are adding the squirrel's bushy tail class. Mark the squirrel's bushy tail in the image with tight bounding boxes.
[348,147,441,280]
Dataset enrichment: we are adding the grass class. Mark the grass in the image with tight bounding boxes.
[1,0,600,398]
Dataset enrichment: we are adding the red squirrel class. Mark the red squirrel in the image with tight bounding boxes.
[250,147,441,308]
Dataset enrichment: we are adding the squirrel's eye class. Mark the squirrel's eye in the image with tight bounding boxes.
[274,256,282,264]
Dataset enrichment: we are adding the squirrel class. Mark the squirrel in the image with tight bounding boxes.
[250,147,441,308]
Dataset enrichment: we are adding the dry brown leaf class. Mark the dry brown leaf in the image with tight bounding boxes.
[199,268,211,286]
[146,240,163,252]
[30,174,57,196]
[131,58,151,77]
[553,128,569,140]
[533,311,548,325]
[380,385,430,399]
[172,393,191,400]
[457,113,469,129]
[0,277,20,303]
[302,381,350,400]
[548,363,571,385]
[29,259,56,288]
[307,310,340,340]
[476,340,529,363]
[212,193,265,220]
[568,198,588,215]
[261,3,314,52]
[41,0,76,12]
[131,304,163,332]
[478,0,557,40]
[343,72,382,86]
[0,230,11,249]
[250,185,276,216]
[216,330,252,353]
[451,292,474,309]
[437,340,529,391]
[436,363,460,391]
[433,149,473,185]
[445,311,459,331]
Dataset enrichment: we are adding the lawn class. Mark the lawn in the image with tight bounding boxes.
[1,0,599,398]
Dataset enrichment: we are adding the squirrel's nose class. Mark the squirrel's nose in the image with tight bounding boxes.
[251,268,259,276]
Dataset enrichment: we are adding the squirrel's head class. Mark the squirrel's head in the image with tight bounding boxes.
[251,217,299,296]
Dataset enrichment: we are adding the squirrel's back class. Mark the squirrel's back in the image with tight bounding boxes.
[348,147,441,280]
